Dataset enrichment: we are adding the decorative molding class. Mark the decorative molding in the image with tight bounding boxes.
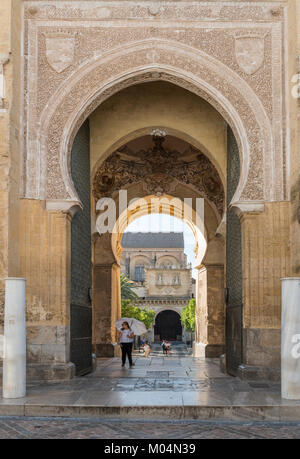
[46,199,82,216]
[230,201,265,218]
[23,2,284,21]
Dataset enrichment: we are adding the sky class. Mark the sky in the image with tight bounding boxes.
[124,213,197,278]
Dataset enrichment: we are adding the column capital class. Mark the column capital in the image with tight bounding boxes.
[229,201,265,219]
[46,199,82,217]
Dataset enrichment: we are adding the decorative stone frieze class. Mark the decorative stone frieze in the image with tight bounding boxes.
[21,1,288,210]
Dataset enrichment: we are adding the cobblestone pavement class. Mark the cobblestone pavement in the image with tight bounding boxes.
[0,417,300,439]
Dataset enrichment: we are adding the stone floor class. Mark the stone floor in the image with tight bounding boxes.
[1,417,300,439]
[1,349,300,422]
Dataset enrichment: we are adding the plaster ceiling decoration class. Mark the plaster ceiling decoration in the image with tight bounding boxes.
[93,135,225,216]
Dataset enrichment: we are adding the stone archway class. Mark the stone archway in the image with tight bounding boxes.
[18,5,290,382]
[90,131,225,361]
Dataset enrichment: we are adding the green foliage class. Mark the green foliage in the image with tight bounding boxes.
[121,299,156,331]
[138,308,156,331]
[180,298,196,332]
[120,274,138,300]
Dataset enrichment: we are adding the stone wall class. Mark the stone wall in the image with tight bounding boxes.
[237,202,291,380]
[19,199,74,381]
[0,0,12,331]
[289,0,300,276]
[146,269,191,298]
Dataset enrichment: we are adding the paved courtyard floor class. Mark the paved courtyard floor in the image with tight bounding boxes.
[1,347,300,424]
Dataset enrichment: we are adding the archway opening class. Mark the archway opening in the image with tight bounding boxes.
[120,212,200,347]
[154,310,182,342]
[91,128,226,361]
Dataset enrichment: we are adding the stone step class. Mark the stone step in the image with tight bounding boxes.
[1,403,300,422]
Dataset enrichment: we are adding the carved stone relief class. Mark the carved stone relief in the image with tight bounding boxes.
[21,1,288,208]
[234,33,266,75]
[43,31,77,73]
[93,135,225,216]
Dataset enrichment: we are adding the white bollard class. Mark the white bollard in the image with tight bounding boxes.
[281,278,300,399]
[3,278,26,399]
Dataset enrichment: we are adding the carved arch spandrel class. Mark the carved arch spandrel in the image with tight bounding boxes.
[36,39,274,210]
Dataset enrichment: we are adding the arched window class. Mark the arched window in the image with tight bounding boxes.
[134,265,145,282]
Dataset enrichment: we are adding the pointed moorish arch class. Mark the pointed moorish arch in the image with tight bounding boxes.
[34,39,275,213]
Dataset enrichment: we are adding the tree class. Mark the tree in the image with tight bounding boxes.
[121,299,156,331]
[138,308,156,331]
[180,298,196,332]
[120,274,138,300]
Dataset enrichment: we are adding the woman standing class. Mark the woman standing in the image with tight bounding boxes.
[118,321,135,368]
[165,340,171,356]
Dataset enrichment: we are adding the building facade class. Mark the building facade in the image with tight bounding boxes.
[0,1,299,382]
[121,232,193,342]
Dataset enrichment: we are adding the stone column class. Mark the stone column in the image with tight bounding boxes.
[93,262,121,357]
[193,265,207,357]
[3,278,26,399]
[193,264,225,357]
[281,278,300,399]
[206,264,225,356]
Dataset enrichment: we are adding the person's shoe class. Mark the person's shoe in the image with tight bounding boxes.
[122,364,125,367]
[130,363,135,367]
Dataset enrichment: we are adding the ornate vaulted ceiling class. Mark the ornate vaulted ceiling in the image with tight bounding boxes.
[93,134,224,216]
